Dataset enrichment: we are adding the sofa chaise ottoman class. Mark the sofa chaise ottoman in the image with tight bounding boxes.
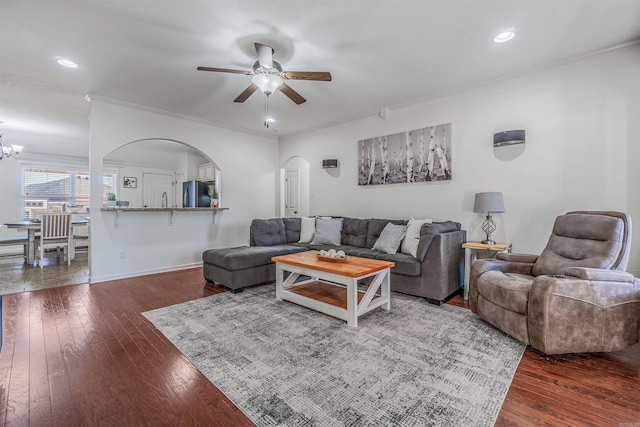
[203,216,466,304]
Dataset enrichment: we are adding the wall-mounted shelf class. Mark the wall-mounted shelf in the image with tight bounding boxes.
[100,207,229,228]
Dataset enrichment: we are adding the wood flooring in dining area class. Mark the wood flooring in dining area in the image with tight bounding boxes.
[0,251,89,296]
[0,267,638,426]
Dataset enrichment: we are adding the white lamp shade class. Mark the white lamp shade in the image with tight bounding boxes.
[474,192,505,213]
[252,74,283,95]
[12,145,24,154]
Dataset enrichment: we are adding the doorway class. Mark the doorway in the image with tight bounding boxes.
[281,156,310,218]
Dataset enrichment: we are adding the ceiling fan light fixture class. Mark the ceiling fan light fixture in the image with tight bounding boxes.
[494,31,515,43]
[57,58,78,68]
[265,117,276,123]
[252,74,283,95]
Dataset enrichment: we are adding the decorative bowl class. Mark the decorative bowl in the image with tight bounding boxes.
[316,254,348,263]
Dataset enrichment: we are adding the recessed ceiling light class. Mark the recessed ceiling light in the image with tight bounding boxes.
[494,31,515,43]
[57,58,78,68]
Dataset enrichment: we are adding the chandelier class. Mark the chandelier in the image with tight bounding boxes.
[0,130,23,160]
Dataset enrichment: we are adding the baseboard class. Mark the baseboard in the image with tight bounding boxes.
[90,262,203,284]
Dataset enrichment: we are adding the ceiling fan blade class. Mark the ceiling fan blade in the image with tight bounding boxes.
[279,83,306,105]
[282,71,332,81]
[234,84,258,103]
[197,66,252,75]
[254,43,274,69]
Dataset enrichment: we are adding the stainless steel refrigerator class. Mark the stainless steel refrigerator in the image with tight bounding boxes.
[182,180,214,207]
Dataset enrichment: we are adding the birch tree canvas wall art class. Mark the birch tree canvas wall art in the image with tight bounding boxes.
[358,123,452,185]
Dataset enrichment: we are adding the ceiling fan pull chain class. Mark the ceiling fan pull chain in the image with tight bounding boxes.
[264,94,270,128]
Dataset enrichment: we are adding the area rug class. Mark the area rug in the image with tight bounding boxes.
[143,286,525,426]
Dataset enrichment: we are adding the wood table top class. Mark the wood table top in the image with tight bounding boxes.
[272,250,395,278]
[462,241,511,251]
[4,219,89,229]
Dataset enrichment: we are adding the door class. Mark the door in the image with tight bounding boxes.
[285,169,300,217]
[143,173,174,208]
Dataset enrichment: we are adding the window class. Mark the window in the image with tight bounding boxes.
[22,166,117,218]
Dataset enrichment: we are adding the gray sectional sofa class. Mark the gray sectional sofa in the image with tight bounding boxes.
[202,216,467,304]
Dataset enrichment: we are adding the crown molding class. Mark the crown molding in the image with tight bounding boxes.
[281,40,640,140]
[16,152,89,167]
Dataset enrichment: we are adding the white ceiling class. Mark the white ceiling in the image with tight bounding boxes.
[1,0,639,157]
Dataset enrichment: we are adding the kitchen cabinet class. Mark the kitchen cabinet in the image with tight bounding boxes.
[198,163,214,181]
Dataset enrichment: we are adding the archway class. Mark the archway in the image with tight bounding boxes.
[281,156,310,217]
[103,138,220,208]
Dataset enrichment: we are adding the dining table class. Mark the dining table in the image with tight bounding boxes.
[3,218,90,264]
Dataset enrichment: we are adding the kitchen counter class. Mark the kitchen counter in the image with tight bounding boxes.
[100,207,228,227]
[101,207,228,212]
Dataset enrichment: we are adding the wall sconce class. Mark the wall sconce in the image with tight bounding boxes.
[493,130,525,147]
[322,159,338,169]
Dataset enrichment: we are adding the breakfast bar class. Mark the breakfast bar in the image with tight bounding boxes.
[100,207,229,227]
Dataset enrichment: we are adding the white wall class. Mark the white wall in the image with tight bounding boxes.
[628,52,640,275]
[89,100,279,282]
[0,159,22,226]
[0,158,23,252]
[279,45,640,275]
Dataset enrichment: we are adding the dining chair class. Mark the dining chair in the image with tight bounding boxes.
[0,224,29,261]
[73,228,90,255]
[34,213,72,268]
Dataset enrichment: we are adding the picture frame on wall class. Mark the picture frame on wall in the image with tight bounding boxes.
[123,176,137,188]
[358,122,452,186]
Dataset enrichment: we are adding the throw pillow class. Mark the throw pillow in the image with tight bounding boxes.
[298,217,316,243]
[311,218,343,246]
[401,218,433,258]
[373,223,408,254]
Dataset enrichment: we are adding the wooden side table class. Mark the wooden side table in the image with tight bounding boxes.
[462,242,512,300]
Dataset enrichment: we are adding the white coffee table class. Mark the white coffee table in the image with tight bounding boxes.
[272,250,395,327]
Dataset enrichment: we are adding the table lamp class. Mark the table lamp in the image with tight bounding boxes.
[473,192,505,245]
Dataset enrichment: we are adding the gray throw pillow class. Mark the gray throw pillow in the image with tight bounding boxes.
[311,217,343,246]
[373,223,408,254]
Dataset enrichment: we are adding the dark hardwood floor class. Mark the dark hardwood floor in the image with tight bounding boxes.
[0,268,638,426]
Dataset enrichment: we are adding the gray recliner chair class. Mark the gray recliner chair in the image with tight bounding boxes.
[470,211,640,354]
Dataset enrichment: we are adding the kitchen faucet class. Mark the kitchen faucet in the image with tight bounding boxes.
[161,191,168,208]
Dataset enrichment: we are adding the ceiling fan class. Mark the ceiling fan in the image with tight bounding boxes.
[197,43,331,123]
